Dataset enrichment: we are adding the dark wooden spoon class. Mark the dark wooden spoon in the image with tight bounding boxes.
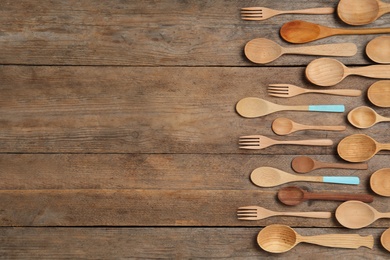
[291,156,368,173]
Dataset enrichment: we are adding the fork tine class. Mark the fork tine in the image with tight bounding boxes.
[241,7,263,11]
[238,206,257,210]
[268,93,289,98]
[268,84,293,87]
[239,146,260,149]
[239,135,259,138]
[267,89,288,94]
[241,18,265,20]
[238,217,259,220]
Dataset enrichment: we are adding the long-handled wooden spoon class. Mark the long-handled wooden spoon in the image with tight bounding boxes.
[338,0,390,25]
[381,228,390,252]
[305,58,390,86]
[338,134,390,162]
[370,168,390,197]
[272,117,345,135]
[257,224,373,253]
[348,106,390,128]
[336,200,390,229]
[368,80,390,107]
[250,167,359,188]
[280,20,390,43]
[291,156,368,173]
[244,38,357,64]
[366,36,390,64]
[277,186,373,206]
[236,97,344,118]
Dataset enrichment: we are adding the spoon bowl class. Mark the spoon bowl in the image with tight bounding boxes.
[368,80,390,107]
[370,168,390,197]
[337,0,390,25]
[291,156,368,173]
[366,36,390,64]
[347,106,390,128]
[381,228,390,252]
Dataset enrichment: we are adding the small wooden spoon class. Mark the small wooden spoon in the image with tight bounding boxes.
[381,228,390,252]
[306,58,390,86]
[338,0,390,25]
[370,168,390,197]
[244,38,357,64]
[338,134,390,162]
[368,80,390,107]
[280,20,390,43]
[366,36,390,64]
[291,156,368,173]
[348,106,390,128]
[278,186,373,206]
[257,224,374,253]
[336,200,390,229]
[272,117,345,135]
[250,167,359,188]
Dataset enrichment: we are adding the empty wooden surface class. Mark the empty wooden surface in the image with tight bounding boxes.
[0,0,389,258]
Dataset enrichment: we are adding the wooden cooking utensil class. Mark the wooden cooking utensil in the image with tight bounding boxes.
[291,156,368,173]
[250,167,359,188]
[305,58,390,86]
[348,106,390,128]
[244,38,357,64]
[280,20,390,43]
[237,206,331,220]
[257,224,374,253]
[236,97,344,118]
[338,134,390,162]
[381,228,390,252]
[241,7,334,21]
[366,36,390,64]
[267,84,362,98]
[370,168,390,197]
[337,0,390,25]
[272,117,345,135]
[368,80,390,107]
[336,200,390,229]
[277,186,373,206]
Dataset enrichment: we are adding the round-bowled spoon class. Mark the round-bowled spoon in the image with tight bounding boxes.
[348,106,390,128]
[368,80,390,107]
[381,228,390,252]
[257,224,374,253]
[272,117,345,135]
[370,168,390,197]
[306,58,390,86]
[291,156,368,173]
[338,0,390,25]
[338,134,390,162]
[244,38,357,64]
[336,201,390,229]
[278,186,374,206]
[366,36,390,64]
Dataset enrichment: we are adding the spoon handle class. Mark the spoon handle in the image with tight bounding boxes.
[350,65,390,79]
[300,234,374,249]
[335,27,390,35]
[322,176,360,185]
[305,192,373,203]
[287,43,357,57]
[305,125,346,131]
[318,162,368,170]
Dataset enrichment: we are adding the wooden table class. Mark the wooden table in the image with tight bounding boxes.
[0,0,389,258]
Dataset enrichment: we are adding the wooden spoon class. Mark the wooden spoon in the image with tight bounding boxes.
[381,228,390,252]
[338,0,390,25]
[278,186,373,206]
[368,80,390,107]
[250,167,359,188]
[338,134,390,162]
[336,200,390,229]
[236,97,344,118]
[348,106,390,128]
[370,168,390,197]
[272,117,345,135]
[257,224,374,253]
[280,20,390,43]
[366,36,390,64]
[291,156,368,173]
[244,38,357,64]
[305,58,390,86]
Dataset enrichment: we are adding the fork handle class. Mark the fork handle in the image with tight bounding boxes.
[280,7,334,15]
[279,211,331,219]
[278,139,333,146]
[308,89,362,97]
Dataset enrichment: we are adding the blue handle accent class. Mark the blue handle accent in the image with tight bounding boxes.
[308,105,345,113]
[323,176,359,185]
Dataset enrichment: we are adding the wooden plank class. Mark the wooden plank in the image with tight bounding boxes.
[0,227,387,259]
[0,0,385,66]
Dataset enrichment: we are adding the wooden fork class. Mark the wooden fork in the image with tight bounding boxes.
[241,7,334,21]
[268,84,362,98]
[239,135,333,149]
[237,206,331,220]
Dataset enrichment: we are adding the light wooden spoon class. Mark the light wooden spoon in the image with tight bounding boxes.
[338,134,390,162]
[381,228,390,252]
[280,20,390,43]
[291,156,368,173]
[236,97,344,118]
[244,38,357,64]
[366,36,390,64]
[370,168,390,197]
[336,200,390,229]
[368,80,390,107]
[250,167,359,188]
[272,117,345,135]
[348,106,390,128]
[257,224,373,253]
[338,0,390,25]
[306,58,390,86]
